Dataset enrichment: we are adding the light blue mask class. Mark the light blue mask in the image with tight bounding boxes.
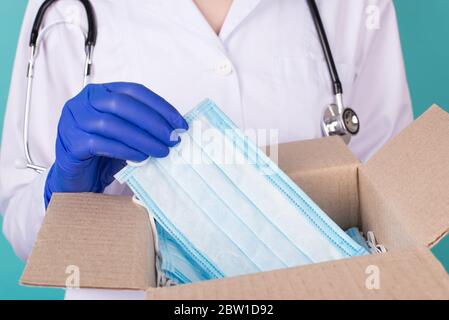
[116,99,369,284]
[154,223,209,285]
[346,227,371,253]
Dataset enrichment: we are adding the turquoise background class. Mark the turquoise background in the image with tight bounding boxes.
[0,0,448,300]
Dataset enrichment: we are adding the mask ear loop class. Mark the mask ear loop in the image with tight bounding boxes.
[366,231,387,254]
[131,195,175,287]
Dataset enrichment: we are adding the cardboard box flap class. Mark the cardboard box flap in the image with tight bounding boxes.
[21,193,156,290]
[277,136,360,174]
[146,248,449,300]
[360,106,449,248]
[278,137,360,229]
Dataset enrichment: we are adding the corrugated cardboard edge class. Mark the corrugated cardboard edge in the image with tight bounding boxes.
[146,248,449,300]
[360,105,449,249]
[21,193,156,291]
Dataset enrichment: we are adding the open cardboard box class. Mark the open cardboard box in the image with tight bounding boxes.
[21,105,449,299]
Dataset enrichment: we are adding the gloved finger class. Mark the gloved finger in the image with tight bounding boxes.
[86,134,169,160]
[102,82,188,130]
[71,106,174,154]
[87,85,183,146]
[59,124,150,162]
[99,159,127,187]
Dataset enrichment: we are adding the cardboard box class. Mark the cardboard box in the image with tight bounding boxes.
[21,105,449,299]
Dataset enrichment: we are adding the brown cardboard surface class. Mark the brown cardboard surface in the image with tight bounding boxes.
[21,193,156,290]
[278,137,360,229]
[20,105,449,298]
[360,106,449,249]
[359,173,417,251]
[278,136,359,172]
[146,248,449,300]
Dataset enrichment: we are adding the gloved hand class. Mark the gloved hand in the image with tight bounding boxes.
[44,82,188,208]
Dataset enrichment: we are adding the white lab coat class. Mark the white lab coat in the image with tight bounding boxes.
[0,0,412,300]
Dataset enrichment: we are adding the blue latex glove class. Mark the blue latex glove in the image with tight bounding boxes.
[44,82,188,208]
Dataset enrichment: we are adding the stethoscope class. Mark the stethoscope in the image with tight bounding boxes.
[21,0,359,174]
[22,0,96,173]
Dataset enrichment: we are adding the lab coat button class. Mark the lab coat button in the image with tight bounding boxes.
[215,60,233,76]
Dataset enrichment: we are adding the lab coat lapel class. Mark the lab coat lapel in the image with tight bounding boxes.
[145,1,262,47]
[219,0,262,41]
[147,0,224,50]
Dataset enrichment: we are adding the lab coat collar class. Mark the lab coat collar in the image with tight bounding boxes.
[220,0,262,41]
[144,0,262,48]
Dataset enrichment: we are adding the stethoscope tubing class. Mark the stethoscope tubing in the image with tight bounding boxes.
[23,0,96,173]
[30,0,97,48]
[306,0,343,96]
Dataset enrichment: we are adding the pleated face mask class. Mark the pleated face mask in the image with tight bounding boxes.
[115,100,369,285]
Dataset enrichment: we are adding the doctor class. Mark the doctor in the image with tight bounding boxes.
[1,0,412,299]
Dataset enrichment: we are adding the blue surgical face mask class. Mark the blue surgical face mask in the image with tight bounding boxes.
[155,223,210,285]
[345,227,371,253]
[116,99,369,284]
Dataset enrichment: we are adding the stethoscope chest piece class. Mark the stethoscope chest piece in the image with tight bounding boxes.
[306,0,360,145]
[322,103,360,144]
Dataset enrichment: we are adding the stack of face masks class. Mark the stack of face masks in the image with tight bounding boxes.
[115,100,369,285]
